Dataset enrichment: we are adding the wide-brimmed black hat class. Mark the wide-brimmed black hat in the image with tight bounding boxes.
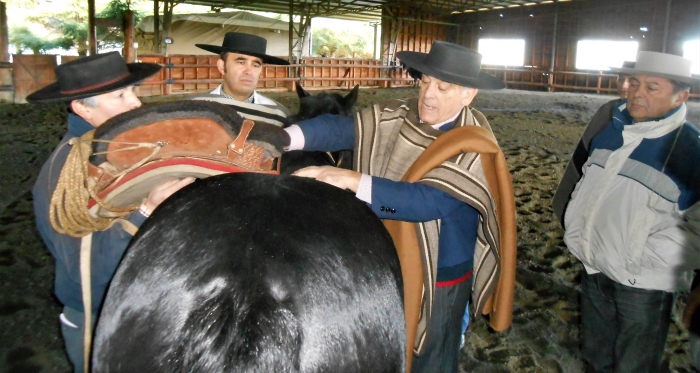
[26,52,162,103]
[196,32,290,66]
[397,41,505,90]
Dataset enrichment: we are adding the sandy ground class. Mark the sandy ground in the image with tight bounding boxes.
[1,87,699,372]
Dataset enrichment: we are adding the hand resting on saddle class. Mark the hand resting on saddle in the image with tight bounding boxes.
[245,119,291,159]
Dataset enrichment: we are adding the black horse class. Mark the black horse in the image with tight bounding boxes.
[280,82,359,173]
[92,93,405,372]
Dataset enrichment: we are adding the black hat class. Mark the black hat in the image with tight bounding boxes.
[196,32,290,66]
[615,61,636,77]
[26,52,162,103]
[397,41,505,90]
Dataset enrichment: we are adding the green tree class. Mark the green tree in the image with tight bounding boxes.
[98,0,146,50]
[9,26,58,54]
[312,27,372,58]
[20,0,141,55]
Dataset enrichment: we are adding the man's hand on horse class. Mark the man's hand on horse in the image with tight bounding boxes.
[247,121,291,159]
[293,166,361,192]
[143,177,196,212]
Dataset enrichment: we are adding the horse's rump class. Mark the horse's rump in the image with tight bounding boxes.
[93,173,406,372]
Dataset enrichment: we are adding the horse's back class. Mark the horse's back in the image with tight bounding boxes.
[93,173,405,372]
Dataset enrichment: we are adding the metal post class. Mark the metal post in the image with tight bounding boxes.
[162,0,173,56]
[288,0,296,89]
[153,0,160,54]
[88,0,96,55]
[371,22,379,60]
[548,4,558,92]
[662,0,672,53]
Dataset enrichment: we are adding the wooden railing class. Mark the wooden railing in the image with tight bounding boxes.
[5,54,698,102]
[135,55,416,96]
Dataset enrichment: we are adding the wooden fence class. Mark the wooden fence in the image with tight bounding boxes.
[134,55,634,97]
[135,55,417,96]
[6,54,698,102]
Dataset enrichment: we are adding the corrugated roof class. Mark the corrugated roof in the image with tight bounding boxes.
[137,11,298,33]
[163,0,573,22]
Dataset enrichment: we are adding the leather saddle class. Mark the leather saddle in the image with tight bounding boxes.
[85,100,279,211]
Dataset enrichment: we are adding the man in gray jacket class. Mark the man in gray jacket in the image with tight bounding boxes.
[553,51,700,372]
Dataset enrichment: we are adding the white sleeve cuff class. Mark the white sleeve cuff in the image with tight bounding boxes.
[355,174,372,204]
[284,125,305,151]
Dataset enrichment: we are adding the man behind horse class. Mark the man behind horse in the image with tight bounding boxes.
[553,51,700,372]
[264,41,515,373]
[193,32,291,127]
[28,52,194,373]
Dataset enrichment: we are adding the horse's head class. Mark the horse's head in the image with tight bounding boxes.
[288,81,359,123]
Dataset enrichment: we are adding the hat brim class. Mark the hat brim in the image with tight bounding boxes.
[397,51,505,90]
[195,44,290,66]
[610,66,700,85]
[26,63,163,103]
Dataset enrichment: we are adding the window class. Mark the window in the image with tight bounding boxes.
[575,40,638,70]
[477,39,525,67]
[683,40,700,75]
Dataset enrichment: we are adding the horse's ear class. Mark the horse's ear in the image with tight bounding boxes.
[342,85,360,109]
[295,81,311,98]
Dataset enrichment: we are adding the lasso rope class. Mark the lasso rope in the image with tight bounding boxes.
[49,130,162,237]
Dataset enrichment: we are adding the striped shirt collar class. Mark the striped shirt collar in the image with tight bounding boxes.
[217,84,255,104]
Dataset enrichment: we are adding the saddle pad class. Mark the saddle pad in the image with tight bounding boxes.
[87,157,278,213]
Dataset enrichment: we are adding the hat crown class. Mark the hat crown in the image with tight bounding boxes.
[194,32,289,65]
[634,51,692,79]
[396,40,504,89]
[426,41,482,79]
[221,32,269,56]
[56,52,130,94]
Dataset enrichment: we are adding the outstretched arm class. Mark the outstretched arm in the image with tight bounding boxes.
[286,114,356,152]
[293,166,466,222]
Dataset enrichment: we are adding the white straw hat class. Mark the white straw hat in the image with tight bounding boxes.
[610,51,698,85]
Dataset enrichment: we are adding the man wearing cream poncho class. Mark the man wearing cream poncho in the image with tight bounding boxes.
[281,41,516,373]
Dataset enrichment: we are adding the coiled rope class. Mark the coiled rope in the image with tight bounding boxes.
[49,130,163,237]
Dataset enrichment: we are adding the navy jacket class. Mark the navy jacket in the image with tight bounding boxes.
[33,114,146,313]
[298,114,479,283]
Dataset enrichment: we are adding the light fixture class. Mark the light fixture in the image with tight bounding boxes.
[640,26,648,32]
